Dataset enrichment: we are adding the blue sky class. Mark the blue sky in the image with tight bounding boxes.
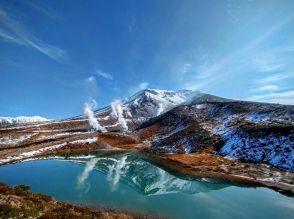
[0,0,293,119]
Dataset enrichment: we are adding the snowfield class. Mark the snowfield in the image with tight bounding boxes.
[0,142,67,164]
[0,116,49,127]
[70,138,97,144]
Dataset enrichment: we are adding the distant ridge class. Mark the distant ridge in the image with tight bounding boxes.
[0,116,49,127]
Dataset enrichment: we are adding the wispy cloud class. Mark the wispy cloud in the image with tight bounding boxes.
[248,90,294,105]
[172,12,294,101]
[126,16,137,32]
[252,45,294,74]
[179,57,246,91]
[86,76,96,84]
[244,13,294,51]
[249,71,294,104]
[95,69,113,80]
[83,76,99,95]
[227,0,239,23]
[253,58,282,73]
[0,5,67,62]
[251,85,280,92]
[248,43,294,104]
[26,1,63,21]
[138,82,149,90]
[129,82,149,94]
[258,72,294,84]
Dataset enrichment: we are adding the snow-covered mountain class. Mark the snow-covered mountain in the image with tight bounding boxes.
[1,88,293,183]
[91,89,194,131]
[2,89,293,172]
[121,89,193,117]
[0,116,49,127]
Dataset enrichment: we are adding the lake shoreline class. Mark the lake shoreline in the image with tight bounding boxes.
[1,145,294,196]
[0,182,168,219]
[1,152,294,219]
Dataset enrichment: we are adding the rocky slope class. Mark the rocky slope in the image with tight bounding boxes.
[139,100,294,171]
[0,89,293,193]
[90,89,194,131]
[0,89,193,134]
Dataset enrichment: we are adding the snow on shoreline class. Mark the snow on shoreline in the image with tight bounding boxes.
[0,143,67,165]
[0,137,98,165]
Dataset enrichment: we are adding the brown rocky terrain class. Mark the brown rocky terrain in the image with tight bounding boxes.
[0,115,293,195]
[0,183,165,219]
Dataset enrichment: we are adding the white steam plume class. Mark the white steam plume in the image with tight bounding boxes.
[156,103,164,116]
[84,99,107,132]
[111,100,128,131]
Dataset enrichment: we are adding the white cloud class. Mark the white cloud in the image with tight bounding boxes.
[253,58,282,73]
[252,45,294,73]
[95,69,113,80]
[180,63,192,75]
[248,90,294,105]
[87,76,96,83]
[251,85,280,92]
[83,76,99,95]
[227,0,239,23]
[248,45,294,104]
[181,58,246,91]
[138,82,149,90]
[258,72,294,84]
[129,82,149,94]
[0,5,67,62]
[249,71,294,104]
[174,13,294,92]
[26,1,63,21]
[244,13,294,51]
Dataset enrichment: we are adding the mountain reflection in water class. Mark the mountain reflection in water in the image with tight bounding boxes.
[0,152,293,219]
[72,152,230,195]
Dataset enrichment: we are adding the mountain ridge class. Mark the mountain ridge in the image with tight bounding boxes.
[0,88,293,194]
[0,116,49,127]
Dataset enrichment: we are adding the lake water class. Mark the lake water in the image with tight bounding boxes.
[0,152,293,219]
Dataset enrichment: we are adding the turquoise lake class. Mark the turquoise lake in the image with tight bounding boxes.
[0,152,293,219]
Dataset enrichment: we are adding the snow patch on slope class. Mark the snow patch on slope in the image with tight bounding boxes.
[126,89,193,115]
[0,116,49,126]
[0,142,67,164]
[70,138,97,144]
[0,135,33,145]
[211,112,294,171]
[219,131,294,170]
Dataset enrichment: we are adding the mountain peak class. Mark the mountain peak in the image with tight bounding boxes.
[126,88,194,104]
[90,88,196,131]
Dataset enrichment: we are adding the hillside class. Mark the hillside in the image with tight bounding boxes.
[0,89,293,194]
